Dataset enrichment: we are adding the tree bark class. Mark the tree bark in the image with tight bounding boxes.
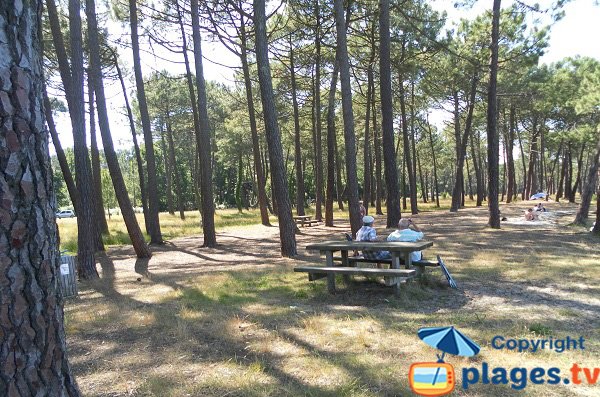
[289,42,306,216]
[313,0,324,221]
[191,0,217,247]
[160,127,174,215]
[0,1,81,393]
[86,73,106,252]
[129,0,163,244]
[398,75,417,215]
[48,0,97,276]
[253,0,297,256]
[372,89,384,215]
[334,132,345,210]
[69,0,97,277]
[426,117,440,207]
[165,115,185,219]
[363,62,373,214]
[505,105,516,203]
[574,138,599,224]
[379,0,402,225]
[334,0,361,235]
[112,52,149,232]
[43,89,79,213]
[87,0,151,258]
[325,62,339,227]
[487,0,502,228]
[239,16,270,226]
[450,72,478,211]
[570,143,585,202]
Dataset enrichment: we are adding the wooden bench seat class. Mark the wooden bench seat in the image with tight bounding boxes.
[294,266,416,294]
[295,219,319,227]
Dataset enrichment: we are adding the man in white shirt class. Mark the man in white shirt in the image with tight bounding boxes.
[387,218,424,262]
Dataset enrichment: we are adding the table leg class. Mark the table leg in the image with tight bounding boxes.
[341,250,351,284]
[386,253,402,289]
[403,252,412,269]
[325,251,336,293]
[327,274,336,293]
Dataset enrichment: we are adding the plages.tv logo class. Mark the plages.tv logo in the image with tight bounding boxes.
[409,326,481,397]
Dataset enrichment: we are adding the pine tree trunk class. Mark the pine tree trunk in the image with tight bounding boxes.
[574,137,600,225]
[505,105,516,203]
[398,74,417,216]
[190,0,217,247]
[254,0,297,256]
[160,129,174,215]
[450,72,478,211]
[564,142,573,201]
[313,0,324,221]
[87,75,106,254]
[363,62,373,214]
[0,2,81,393]
[487,0,501,228]
[334,0,361,235]
[372,94,384,215]
[87,73,108,238]
[426,118,440,207]
[43,89,79,213]
[289,43,306,216]
[129,0,162,244]
[570,144,585,202]
[86,0,151,258]
[69,0,97,278]
[334,133,345,211]
[112,52,149,232]
[238,18,270,226]
[379,0,401,225]
[48,0,97,276]
[165,116,185,219]
[325,63,339,226]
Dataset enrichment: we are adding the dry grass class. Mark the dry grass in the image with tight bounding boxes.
[63,200,600,396]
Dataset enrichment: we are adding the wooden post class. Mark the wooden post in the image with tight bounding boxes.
[59,255,78,298]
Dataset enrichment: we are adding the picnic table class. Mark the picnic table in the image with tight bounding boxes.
[295,240,434,294]
[293,215,319,227]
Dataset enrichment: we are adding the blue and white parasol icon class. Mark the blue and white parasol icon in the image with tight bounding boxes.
[418,326,480,385]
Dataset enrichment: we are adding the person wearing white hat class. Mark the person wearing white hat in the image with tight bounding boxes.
[356,215,390,260]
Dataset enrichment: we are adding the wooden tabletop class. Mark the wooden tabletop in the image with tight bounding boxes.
[294,215,312,219]
[306,240,433,252]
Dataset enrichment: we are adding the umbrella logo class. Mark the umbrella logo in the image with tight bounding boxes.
[409,326,481,397]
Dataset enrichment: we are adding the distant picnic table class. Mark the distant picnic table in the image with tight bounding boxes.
[293,215,319,227]
[295,240,434,294]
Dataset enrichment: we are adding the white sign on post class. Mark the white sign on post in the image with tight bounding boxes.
[60,263,70,275]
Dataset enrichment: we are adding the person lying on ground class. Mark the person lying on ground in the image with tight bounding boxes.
[387,218,424,262]
[356,216,391,260]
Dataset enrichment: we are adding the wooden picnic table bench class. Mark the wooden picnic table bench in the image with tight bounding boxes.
[296,240,433,294]
[293,215,319,227]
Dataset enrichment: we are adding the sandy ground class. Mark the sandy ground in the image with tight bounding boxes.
[64,200,600,396]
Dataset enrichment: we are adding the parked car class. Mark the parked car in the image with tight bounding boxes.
[56,210,76,218]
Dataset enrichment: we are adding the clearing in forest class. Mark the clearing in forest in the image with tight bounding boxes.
[65,201,599,397]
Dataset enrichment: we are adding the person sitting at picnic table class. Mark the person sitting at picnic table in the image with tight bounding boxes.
[387,218,424,262]
[356,216,390,259]
[524,208,539,221]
